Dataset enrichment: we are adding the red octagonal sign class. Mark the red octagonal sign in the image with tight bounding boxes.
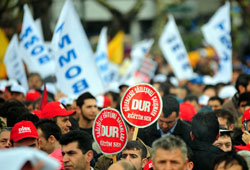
[120,83,162,128]
[93,108,128,154]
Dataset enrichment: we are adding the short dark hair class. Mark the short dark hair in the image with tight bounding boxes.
[214,109,234,128]
[16,113,40,125]
[36,119,62,141]
[213,152,248,170]
[191,111,219,143]
[208,96,224,105]
[184,94,198,104]
[235,73,250,92]
[60,130,93,154]
[238,92,250,107]
[124,141,147,159]
[28,72,42,81]
[203,85,216,93]
[76,92,95,108]
[162,95,179,117]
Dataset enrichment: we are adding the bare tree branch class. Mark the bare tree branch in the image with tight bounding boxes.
[124,0,144,19]
[95,0,122,17]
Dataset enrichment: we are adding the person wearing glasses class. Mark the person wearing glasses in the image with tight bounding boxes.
[138,95,192,147]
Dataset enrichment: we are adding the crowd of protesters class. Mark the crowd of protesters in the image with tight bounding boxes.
[0,68,250,170]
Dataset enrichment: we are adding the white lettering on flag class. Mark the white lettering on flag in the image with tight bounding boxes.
[202,2,232,84]
[51,0,105,96]
[4,35,28,91]
[159,15,193,80]
[19,5,55,79]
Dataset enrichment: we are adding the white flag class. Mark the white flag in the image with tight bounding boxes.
[121,39,154,83]
[94,27,113,90]
[19,5,55,79]
[51,0,105,96]
[202,2,232,83]
[4,35,28,90]
[159,15,193,80]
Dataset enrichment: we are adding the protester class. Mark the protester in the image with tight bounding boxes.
[76,92,98,138]
[213,152,248,170]
[190,111,223,170]
[184,94,200,113]
[10,120,40,148]
[39,101,76,134]
[108,160,136,170]
[0,127,12,149]
[10,84,26,102]
[138,95,192,146]
[214,109,235,130]
[151,134,188,170]
[213,128,233,152]
[208,96,224,111]
[28,72,43,90]
[36,119,64,170]
[120,141,148,170]
[60,130,94,170]
[222,73,250,120]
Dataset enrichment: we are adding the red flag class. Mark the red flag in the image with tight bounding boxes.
[40,84,48,110]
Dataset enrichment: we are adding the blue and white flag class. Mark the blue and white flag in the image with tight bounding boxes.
[19,5,55,79]
[94,27,113,90]
[4,35,28,90]
[159,15,194,80]
[202,2,232,84]
[51,0,105,96]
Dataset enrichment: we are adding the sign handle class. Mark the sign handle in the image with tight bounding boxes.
[132,127,138,141]
[112,154,117,163]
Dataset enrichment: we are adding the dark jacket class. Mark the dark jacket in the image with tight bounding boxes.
[138,119,192,147]
[222,93,241,120]
[190,140,223,170]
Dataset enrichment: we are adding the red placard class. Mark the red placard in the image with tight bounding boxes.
[93,108,128,154]
[120,83,162,128]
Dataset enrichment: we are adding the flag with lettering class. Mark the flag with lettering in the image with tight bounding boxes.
[19,5,55,79]
[4,35,28,90]
[94,27,113,90]
[202,2,232,83]
[51,0,105,96]
[159,15,193,80]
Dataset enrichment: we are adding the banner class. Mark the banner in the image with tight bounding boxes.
[202,2,232,84]
[4,35,28,90]
[159,15,194,80]
[121,39,154,83]
[108,31,124,65]
[94,27,113,90]
[19,5,55,79]
[51,0,105,96]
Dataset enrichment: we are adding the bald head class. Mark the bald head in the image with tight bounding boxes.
[108,160,136,170]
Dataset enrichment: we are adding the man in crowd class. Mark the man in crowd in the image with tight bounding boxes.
[0,127,11,149]
[36,119,64,169]
[190,111,223,170]
[27,72,43,90]
[108,160,136,170]
[10,120,40,148]
[138,95,192,146]
[213,128,233,152]
[208,96,224,111]
[213,152,248,170]
[151,134,188,170]
[60,130,94,170]
[120,141,148,170]
[214,109,235,130]
[39,101,76,134]
[76,92,98,138]
[223,73,250,120]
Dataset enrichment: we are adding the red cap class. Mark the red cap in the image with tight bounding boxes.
[179,102,196,122]
[97,96,111,108]
[144,159,153,170]
[40,101,76,119]
[242,108,250,123]
[26,90,41,102]
[10,121,38,142]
